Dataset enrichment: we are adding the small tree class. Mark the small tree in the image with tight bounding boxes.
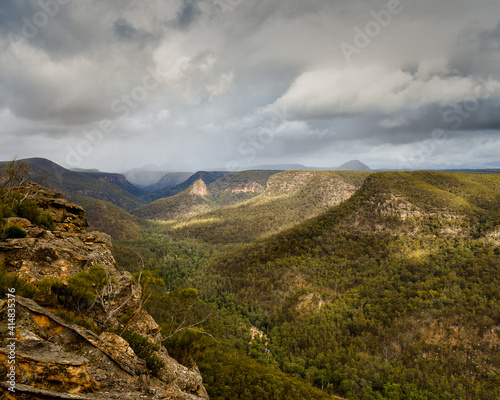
[37,265,110,315]
[121,329,165,376]
[91,260,144,328]
[0,157,32,204]
[120,269,165,334]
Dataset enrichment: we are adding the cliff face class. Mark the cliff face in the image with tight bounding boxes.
[224,181,265,194]
[189,179,209,197]
[0,184,209,400]
[263,171,357,206]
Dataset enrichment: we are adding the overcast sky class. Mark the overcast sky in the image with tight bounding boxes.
[1,0,499,172]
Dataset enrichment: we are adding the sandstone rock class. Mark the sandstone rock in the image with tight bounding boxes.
[155,348,210,400]
[224,181,265,194]
[129,309,162,341]
[99,332,138,358]
[0,296,209,400]
[1,383,96,400]
[0,347,99,394]
[189,179,208,196]
[0,184,210,399]
[4,217,32,229]
[0,232,117,283]
[14,182,88,232]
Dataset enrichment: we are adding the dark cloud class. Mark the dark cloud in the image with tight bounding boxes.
[0,2,39,34]
[478,22,500,53]
[114,18,138,40]
[0,0,499,170]
[174,0,202,30]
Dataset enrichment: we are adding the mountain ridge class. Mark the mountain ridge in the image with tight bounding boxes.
[163,170,370,244]
[144,171,230,202]
[249,159,372,171]
[195,171,500,398]
[1,158,146,211]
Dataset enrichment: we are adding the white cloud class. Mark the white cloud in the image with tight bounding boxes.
[152,40,234,105]
[275,64,500,119]
[157,109,171,120]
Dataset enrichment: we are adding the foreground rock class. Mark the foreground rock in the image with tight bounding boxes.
[0,184,209,399]
[0,297,208,399]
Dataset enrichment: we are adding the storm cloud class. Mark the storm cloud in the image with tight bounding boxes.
[0,0,499,171]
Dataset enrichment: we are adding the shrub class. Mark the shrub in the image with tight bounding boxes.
[65,275,97,312]
[54,309,103,334]
[13,199,40,222]
[35,265,109,315]
[35,212,55,230]
[0,267,39,298]
[3,225,28,239]
[35,278,60,306]
[121,329,165,376]
[0,204,14,219]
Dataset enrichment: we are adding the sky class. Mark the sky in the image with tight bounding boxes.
[0,0,500,172]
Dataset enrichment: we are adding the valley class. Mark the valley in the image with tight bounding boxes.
[1,158,499,400]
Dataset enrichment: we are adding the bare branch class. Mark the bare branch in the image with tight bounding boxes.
[102,252,146,328]
[161,312,213,341]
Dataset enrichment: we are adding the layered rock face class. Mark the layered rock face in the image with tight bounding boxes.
[224,181,265,194]
[0,184,209,400]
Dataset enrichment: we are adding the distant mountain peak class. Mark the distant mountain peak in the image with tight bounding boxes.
[335,160,371,171]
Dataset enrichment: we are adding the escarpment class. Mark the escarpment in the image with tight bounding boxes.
[0,183,209,400]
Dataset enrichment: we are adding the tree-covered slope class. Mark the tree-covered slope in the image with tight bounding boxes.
[144,171,230,202]
[166,170,370,244]
[132,180,214,221]
[66,193,149,239]
[80,171,148,197]
[5,158,146,211]
[133,170,281,221]
[197,171,500,399]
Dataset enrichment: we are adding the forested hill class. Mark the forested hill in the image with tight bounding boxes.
[197,171,500,399]
[1,157,146,211]
[163,170,370,244]
[79,171,147,198]
[5,158,499,399]
[132,169,281,221]
[143,171,230,202]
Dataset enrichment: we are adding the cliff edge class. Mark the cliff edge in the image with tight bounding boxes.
[0,183,209,400]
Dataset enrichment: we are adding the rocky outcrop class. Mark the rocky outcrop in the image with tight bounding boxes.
[0,184,209,399]
[0,228,115,283]
[263,171,357,207]
[375,193,466,235]
[264,171,319,196]
[224,181,265,194]
[0,297,209,399]
[14,182,88,232]
[189,180,208,197]
[484,229,500,246]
